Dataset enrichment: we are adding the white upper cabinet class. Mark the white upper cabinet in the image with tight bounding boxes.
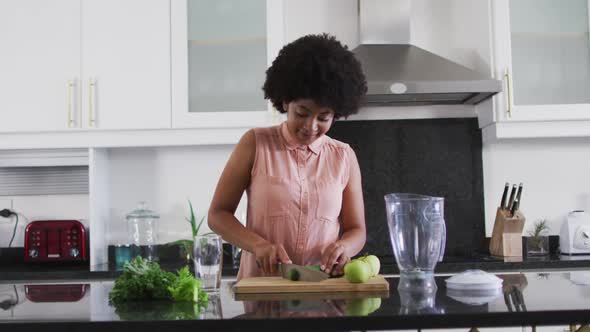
[0,0,171,133]
[171,0,284,128]
[491,0,590,123]
[81,0,171,130]
[0,0,81,132]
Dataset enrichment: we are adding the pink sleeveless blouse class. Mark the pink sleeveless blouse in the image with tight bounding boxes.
[237,122,355,280]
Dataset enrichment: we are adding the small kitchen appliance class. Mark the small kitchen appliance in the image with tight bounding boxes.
[24,220,87,262]
[560,210,590,255]
[384,193,446,292]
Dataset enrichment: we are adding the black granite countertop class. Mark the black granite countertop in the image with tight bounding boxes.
[1,271,590,331]
[2,254,590,281]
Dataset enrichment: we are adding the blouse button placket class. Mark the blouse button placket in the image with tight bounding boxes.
[296,146,309,256]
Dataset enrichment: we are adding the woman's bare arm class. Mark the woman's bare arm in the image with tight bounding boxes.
[321,148,366,274]
[208,129,290,274]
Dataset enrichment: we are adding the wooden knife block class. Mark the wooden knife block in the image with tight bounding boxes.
[489,207,525,257]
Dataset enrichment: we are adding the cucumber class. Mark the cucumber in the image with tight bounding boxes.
[287,268,300,281]
[305,265,322,271]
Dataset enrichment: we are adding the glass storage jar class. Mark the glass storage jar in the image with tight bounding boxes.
[126,201,160,262]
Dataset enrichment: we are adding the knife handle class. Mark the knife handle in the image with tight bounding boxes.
[507,184,517,212]
[515,183,523,205]
[500,182,509,209]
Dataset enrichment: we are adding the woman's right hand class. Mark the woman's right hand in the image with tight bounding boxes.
[253,241,292,275]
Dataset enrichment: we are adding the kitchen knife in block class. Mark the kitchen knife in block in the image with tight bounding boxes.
[489,207,525,257]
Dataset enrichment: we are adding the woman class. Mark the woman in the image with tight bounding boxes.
[208,33,367,279]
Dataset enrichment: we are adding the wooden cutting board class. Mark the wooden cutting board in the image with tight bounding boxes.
[233,275,389,294]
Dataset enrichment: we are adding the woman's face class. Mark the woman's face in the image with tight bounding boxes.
[283,99,335,145]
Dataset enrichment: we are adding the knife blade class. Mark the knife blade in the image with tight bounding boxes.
[279,263,330,282]
[510,197,519,217]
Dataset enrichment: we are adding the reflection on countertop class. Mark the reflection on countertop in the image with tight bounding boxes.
[1,271,590,331]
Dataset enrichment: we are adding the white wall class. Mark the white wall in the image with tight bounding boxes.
[0,195,88,248]
[104,146,246,245]
[283,0,358,48]
[483,138,590,236]
[411,0,493,76]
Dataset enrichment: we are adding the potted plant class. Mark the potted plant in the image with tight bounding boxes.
[526,219,550,257]
[167,200,207,262]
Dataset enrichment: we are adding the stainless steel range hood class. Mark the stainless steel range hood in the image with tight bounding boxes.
[354,0,502,106]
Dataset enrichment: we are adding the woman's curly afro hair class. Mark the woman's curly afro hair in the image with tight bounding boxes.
[263,33,367,119]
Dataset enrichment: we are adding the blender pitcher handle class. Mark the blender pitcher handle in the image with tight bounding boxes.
[438,220,446,262]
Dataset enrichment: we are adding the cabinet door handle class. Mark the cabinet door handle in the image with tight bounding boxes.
[67,80,75,128]
[88,78,96,127]
[504,68,513,118]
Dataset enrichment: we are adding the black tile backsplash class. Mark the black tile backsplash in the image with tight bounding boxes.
[328,118,485,259]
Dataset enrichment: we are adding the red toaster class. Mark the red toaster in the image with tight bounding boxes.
[24,220,88,262]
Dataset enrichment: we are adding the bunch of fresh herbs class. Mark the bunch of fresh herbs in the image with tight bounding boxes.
[108,256,208,309]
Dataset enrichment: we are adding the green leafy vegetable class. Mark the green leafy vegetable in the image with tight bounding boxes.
[187,199,206,238]
[168,266,208,306]
[108,256,208,309]
[109,256,176,304]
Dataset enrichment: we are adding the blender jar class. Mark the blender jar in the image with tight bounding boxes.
[384,193,446,291]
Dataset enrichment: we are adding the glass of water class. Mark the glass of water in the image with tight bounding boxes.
[194,233,222,291]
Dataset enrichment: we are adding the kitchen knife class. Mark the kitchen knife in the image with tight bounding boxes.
[510,197,519,217]
[515,183,523,206]
[279,263,330,282]
[500,182,509,209]
[506,184,517,212]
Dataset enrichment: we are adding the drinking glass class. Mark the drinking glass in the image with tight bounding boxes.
[193,234,222,291]
[232,245,242,269]
[114,244,133,269]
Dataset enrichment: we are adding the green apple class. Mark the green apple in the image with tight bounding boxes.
[344,259,371,283]
[345,298,371,316]
[359,255,381,277]
[368,297,382,313]
[345,297,382,316]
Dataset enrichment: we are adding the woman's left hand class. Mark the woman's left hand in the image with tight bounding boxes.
[320,241,350,276]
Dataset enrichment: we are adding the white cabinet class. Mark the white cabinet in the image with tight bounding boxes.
[80,0,171,130]
[0,0,171,133]
[171,0,284,128]
[485,0,590,126]
[0,0,80,132]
